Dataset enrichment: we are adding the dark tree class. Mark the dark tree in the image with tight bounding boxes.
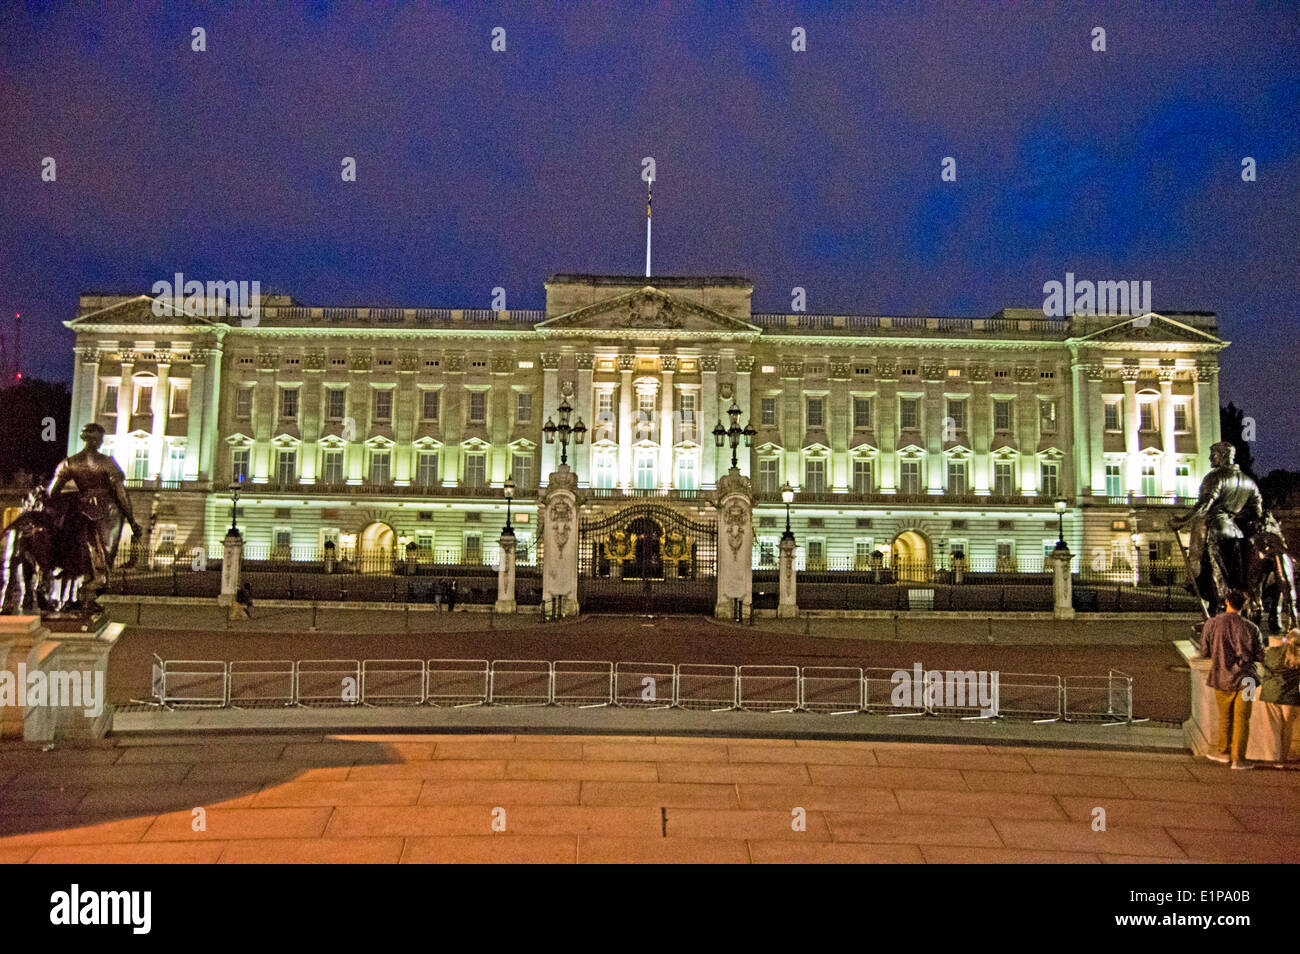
[1219,403,1257,479]
[0,379,72,485]
[1260,469,1300,510]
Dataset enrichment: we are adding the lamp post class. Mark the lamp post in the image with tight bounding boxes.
[503,475,515,536]
[542,396,587,468]
[781,481,795,542]
[1054,497,1068,551]
[228,477,243,533]
[712,400,756,471]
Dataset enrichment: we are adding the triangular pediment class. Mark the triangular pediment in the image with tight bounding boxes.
[68,295,223,330]
[1074,313,1222,345]
[537,287,760,335]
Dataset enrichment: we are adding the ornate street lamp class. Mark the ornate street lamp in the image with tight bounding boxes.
[542,396,587,467]
[781,481,795,542]
[712,400,756,471]
[1054,497,1068,550]
[503,475,516,536]
[228,475,244,533]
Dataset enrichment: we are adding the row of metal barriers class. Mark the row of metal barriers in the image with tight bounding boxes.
[147,658,1137,724]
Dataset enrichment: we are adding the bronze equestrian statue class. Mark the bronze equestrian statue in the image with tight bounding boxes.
[1171,440,1296,633]
[1,422,141,615]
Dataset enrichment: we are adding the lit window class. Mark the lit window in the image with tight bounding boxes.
[1105,463,1122,498]
[804,458,826,493]
[1040,461,1059,498]
[757,458,779,494]
[852,459,873,494]
[464,452,486,487]
[1141,463,1158,496]
[231,447,250,483]
[993,461,1015,497]
[321,450,344,485]
[1139,403,1157,432]
[512,452,534,489]
[676,455,697,491]
[276,449,297,485]
[368,449,391,485]
[415,451,439,487]
[947,460,968,496]
[899,460,921,495]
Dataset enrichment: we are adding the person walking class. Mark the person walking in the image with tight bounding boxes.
[1257,628,1300,768]
[433,578,445,612]
[231,581,254,620]
[1199,589,1264,769]
[446,579,458,613]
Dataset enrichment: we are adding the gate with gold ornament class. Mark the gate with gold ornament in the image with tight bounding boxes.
[577,504,717,613]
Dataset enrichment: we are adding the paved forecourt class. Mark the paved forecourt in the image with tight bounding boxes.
[2,732,1297,864]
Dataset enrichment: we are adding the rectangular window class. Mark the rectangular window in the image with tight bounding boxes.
[994,461,1015,497]
[273,529,292,556]
[637,392,655,430]
[103,384,119,415]
[1173,403,1189,433]
[1139,403,1156,432]
[1105,463,1122,498]
[806,397,824,428]
[854,539,875,570]
[326,389,346,421]
[804,458,826,494]
[373,390,392,423]
[676,455,697,491]
[853,397,872,430]
[232,447,250,483]
[1104,401,1121,431]
[994,400,1013,431]
[1039,399,1057,434]
[1141,463,1158,496]
[594,452,616,490]
[321,449,344,485]
[680,393,696,441]
[280,388,298,420]
[806,539,826,571]
[852,459,873,495]
[276,449,297,485]
[899,460,921,496]
[368,450,391,485]
[422,390,440,422]
[1176,464,1193,498]
[512,452,533,489]
[757,458,779,494]
[946,399,966,432]
[515,392,533,423]
[899,398,919,430]
[758,538,777,567]
[597,391,615,429]
[464,452,486,488]
[468,392,487,424]
[947,460,968,496]
[761,396,777,427]
[170,384,189,417]
[130,444,150,480]
[464,534,483,565]
[635,451,657,490]
[996,540,1016,571]
[135,384,153,416]
[415,450,439,487]
[1040,461,1059,498]
[165,444,186,483]
[236,387,253,419]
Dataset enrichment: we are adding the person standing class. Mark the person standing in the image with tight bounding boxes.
[446,579,458,613]
[1257,629,1300,768]
[1199,589,1265,769]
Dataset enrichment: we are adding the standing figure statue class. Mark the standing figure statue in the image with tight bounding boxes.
[1171,440,1297,633]
[0,423,141,615]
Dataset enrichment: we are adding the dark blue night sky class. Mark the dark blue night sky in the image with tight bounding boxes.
[2,3,1296,464]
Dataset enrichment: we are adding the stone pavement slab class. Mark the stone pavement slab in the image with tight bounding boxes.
[3,731,1298,863]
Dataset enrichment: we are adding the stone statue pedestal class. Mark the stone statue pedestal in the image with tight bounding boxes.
[540,465,580,617]
[0,614,120,741]
[714,468,753,620]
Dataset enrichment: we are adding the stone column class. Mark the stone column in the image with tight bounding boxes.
[199,341,225,481]
[701,355,719,489]
[969,363,990,494]
[1122,370,1140,494]
[1050,546,1074,620]
[184,354,207,480]
[24,622,122,742]
[779,358,802,488]
[714,468,754,619]
[735,355,754,477]
[923,362,945,494]
[1159,370,1177,493]
[441,353,465,486]
[496,530,517,613]
[149,359,171,479]
[0,616,45,739]
[69,346,99,455]
[219,527,243,607]
[829,361,850,491]
[540,465,580,616]
[659,357,675,487]
[1194,364,1218,479]
[1085,364,1106,495]
[777,534,798,618]
[1015,365,1037,496]
[877,358,899,493]
[618,356,634,489]
[575,353,594,486]
[114,354,134,470]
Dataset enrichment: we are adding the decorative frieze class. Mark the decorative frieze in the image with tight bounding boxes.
[303,350,326,371]
[491,354,512,373]
[1014,366,1037,383]
[445,353,466,373]
[735,355,755,374]
[257,351,280,371]
[922,362,945,382]
[779,358,802,378]
[617,355,636,372]
[829,360,851,380]
[660,355,678,373]
[349,351,372,372]
[876,358,898,380]
[575,353,595,371]
[398,350,420,373]
[699,355,720,373]
[968,364,990,383]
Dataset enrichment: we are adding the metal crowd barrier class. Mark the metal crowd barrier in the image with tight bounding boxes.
[145,657,1133,724]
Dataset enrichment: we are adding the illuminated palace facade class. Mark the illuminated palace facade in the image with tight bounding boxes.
[64,274,1225,573]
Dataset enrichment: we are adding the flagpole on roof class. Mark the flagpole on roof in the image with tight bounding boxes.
[645,180,652,278]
